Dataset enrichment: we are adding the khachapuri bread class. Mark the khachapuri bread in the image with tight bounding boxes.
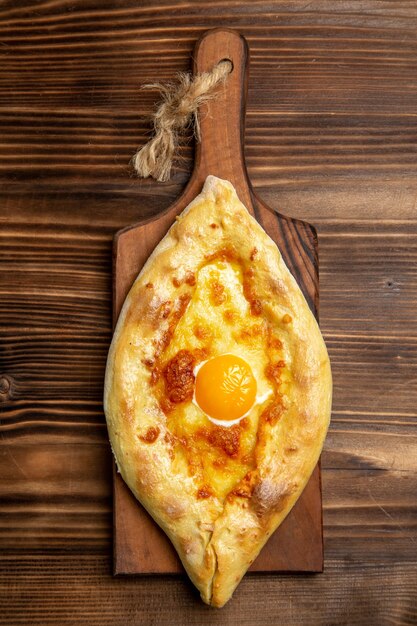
[104,176,332,607]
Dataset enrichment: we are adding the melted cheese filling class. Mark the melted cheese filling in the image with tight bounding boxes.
[155,260,285,501]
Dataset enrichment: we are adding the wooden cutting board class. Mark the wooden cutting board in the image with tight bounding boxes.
[112,28,323,575]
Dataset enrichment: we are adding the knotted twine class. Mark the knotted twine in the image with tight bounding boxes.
[132,60,233,182]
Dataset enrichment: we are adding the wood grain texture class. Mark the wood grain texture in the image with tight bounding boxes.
[1,1,417,624]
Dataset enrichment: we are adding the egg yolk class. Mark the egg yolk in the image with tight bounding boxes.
[195,354,257,421]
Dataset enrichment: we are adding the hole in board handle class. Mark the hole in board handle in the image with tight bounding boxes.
[218,58,234,73]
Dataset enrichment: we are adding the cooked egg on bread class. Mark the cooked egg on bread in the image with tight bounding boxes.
[104,175,332,608]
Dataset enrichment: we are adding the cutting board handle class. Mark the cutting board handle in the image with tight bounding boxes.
[191,28,254,212]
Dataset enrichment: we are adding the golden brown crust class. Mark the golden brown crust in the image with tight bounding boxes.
[104,176,332,607]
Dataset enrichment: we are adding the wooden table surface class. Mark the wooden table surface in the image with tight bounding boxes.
[1,2,416,624]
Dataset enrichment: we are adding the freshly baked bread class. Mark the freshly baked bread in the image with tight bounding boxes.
[104,176,332,607]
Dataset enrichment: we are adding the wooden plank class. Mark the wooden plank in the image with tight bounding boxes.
[0,555,416,626]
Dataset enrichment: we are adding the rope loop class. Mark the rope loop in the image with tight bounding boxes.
[132,60,232,182]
